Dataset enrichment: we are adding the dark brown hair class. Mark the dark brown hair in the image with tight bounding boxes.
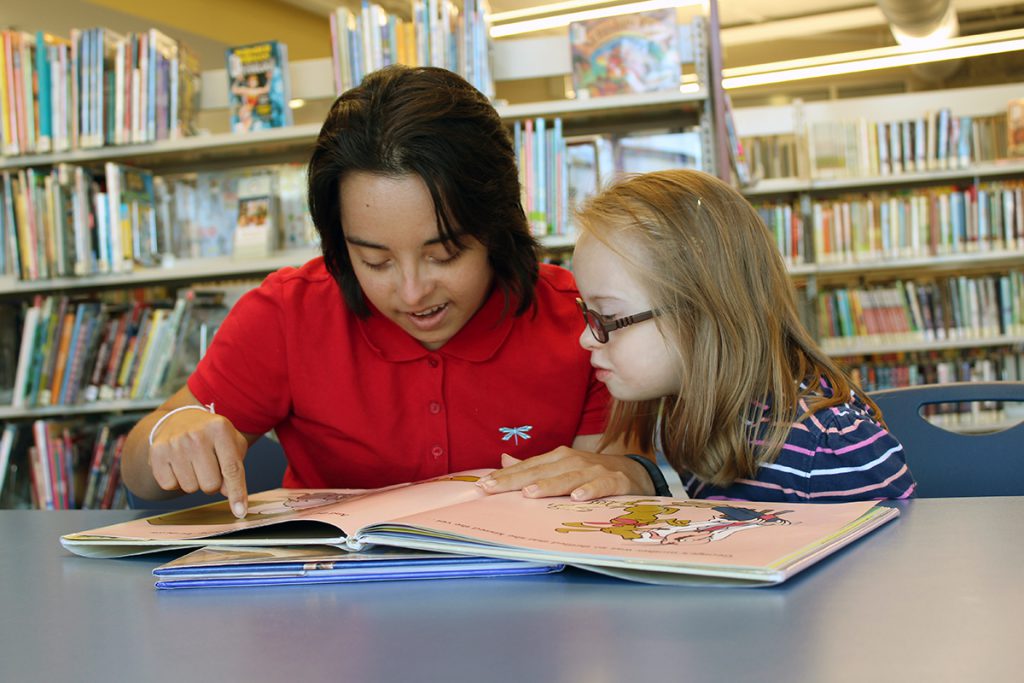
[307,65,538,316]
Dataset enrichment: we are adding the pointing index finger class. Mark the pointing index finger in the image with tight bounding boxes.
[213,428,248,518]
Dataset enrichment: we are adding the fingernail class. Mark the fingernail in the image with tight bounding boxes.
[478,477,496,490]
[233,502,246,518]
[571,489,586,501]
[523,485,539,497]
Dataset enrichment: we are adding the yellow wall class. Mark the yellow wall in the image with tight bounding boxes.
[86,0,331,60]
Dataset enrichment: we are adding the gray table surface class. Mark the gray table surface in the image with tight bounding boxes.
[1,497,1021,683]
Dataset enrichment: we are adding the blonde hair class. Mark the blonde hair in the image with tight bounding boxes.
[579,169,882,486]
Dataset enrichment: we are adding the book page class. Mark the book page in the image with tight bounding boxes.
[373,494,891,572]
[63,469,494,543]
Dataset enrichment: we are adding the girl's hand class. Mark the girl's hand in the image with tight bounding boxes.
[476,449,655,501]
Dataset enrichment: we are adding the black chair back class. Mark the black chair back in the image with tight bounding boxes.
[872,382,1024,497]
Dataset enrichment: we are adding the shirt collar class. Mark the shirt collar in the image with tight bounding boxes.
[357,285,517,363]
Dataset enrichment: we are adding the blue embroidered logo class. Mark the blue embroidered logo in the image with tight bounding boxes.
[499,425,533,445]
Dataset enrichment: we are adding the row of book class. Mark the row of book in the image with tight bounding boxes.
[516,117,568,238]
[2,126,712,280]
[807,109,1013,180]
[1,163,161,280]
[7,289,231,409]
[843,348,1024,429]
[812,180,1024,264]
[816,271,1024,349]
[740,105,1017,184]
[751,178,1024,266]
[741,133,802,183]
[534,123,702,237]
[755,200,805,267]
[162,164,315,261]
[330,0,493,98]
[0,162,316,282]
[0,415,134,509]
[842,347,1023,392]
[0,27,200,157]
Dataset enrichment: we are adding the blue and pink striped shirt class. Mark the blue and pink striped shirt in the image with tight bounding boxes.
[681,382,916,502]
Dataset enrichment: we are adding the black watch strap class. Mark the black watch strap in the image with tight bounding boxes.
[624,454,672,497]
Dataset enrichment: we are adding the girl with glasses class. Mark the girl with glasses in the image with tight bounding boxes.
[483,169,915,502]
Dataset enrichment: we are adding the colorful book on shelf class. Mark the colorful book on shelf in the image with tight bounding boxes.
[0,304,18,402]
[568,8,681,99]
[233,173,276,258]
[1008,98,1024,158]
[225,41,292,133]
[723,93,752,186]
[151,544,562,590]
[61,469,900,587]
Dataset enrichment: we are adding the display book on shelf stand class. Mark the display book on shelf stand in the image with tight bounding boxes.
[225,40,293,134]
[732,83,1024,417]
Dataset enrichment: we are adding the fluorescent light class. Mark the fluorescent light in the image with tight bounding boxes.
[490,0,703,38]
[492,1,629,23]
[722,28,1024,89]
[725,28,1024,77]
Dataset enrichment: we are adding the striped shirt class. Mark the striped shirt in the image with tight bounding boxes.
[681,382,917,502]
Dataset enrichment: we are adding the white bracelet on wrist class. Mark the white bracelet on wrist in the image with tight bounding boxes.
[148,403,216,446]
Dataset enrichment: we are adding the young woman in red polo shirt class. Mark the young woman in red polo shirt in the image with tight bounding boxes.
[121,66,661,518]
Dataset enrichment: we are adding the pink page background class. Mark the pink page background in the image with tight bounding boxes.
[387,494,885,569]
[71,470,495,541]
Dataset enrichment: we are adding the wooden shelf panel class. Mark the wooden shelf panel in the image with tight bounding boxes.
[823,333,1024,356]
[496,89,708,121]
[0,398,164,420]
[0,249,320,297]
[0,124,324,172]
[743,159,1024,196]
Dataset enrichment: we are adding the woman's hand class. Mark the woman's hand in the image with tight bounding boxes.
[148,408,250,515]
[476,449,655,501]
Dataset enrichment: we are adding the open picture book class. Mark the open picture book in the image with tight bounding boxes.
[61,469,900,587]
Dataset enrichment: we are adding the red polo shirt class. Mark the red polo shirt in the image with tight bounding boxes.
[188,258,610,489]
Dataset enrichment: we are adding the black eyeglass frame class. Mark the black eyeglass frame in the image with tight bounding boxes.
[576,297,660,343]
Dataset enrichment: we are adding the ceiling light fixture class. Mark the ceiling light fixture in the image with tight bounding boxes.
[720,27,1024,89]
[888,2,959,48]
[489,0,704,38]
[491,1,629,23]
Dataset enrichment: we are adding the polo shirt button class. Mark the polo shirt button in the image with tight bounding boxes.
[428,356,439,368]
[429,401,441,414]
[431,446,444,458]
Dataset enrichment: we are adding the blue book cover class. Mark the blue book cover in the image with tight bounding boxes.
[226,41,293,133]
[35,32,52,146]
[153,545,563,589]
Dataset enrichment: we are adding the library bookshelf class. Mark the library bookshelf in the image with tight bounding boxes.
[734,83,1024,434]
[0,4,728,508]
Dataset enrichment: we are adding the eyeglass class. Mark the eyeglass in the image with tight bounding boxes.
[576,297,659,343]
